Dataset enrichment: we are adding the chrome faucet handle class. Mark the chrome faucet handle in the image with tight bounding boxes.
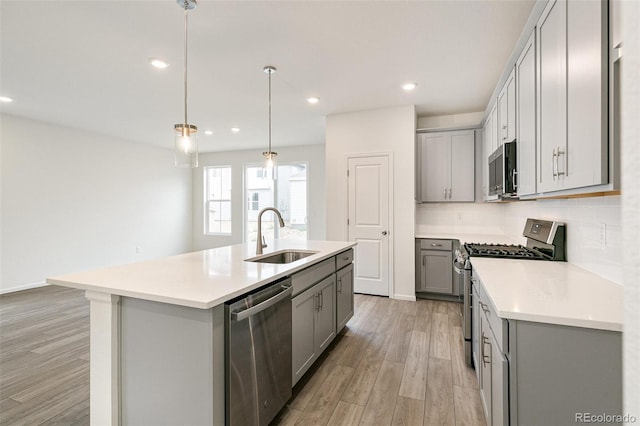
[261,235,267,248]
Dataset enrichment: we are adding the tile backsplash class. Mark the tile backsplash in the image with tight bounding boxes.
[415,195,623,285]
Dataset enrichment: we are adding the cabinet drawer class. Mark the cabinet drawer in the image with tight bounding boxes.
[419,239,453,251]
[335,249,354,270]
[291,258,335,297]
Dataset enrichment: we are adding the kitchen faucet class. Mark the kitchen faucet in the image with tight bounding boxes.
[256,207,285,255]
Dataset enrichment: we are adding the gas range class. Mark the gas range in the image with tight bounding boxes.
[458,218,566,368]
[458,219,566,264]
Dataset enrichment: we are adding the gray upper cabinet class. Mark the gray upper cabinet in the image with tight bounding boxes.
[417,130,475,203]
[537,0,608,194]
[516,30,537,197]
[497,68,516,145]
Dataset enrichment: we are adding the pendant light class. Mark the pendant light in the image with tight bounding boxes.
[263,66,277,180]
[174,0,198,168]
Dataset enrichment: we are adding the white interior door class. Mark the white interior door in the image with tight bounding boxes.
[347,155,390,297]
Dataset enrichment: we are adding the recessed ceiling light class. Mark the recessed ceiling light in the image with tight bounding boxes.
[231,127,240,133]
[149,58,170,69]
[307,97,320,104]
[402,82,417,91]
[204,130,213,136]
[0,96,13,103]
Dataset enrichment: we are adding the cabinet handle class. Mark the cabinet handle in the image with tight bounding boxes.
[320,291,323,310]
[512,169,518,189]
[443,187,447,199]
[557,148,566,177]
[315,293,320,311]
[482,334,491,367]
[479,301,489,314]
[338,278,342,294]
[448,188,452,199]
[422,256,425,266]
[552,148,558,180]
[431,243,443,247]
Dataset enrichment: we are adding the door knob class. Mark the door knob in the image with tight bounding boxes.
[382,231,388,236]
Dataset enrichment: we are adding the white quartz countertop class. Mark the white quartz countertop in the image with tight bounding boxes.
[415,232,518,245]
[471,258,623,332]
[47,240,356,309]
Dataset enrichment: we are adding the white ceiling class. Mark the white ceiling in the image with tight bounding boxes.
[1,0,535,153]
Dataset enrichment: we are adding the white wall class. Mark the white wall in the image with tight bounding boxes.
[192,144,326,251]
[0,114,192,293]
[416,203,504,235]
[621,0,640,417]
[503,196,623,285]
[326,105,416,300]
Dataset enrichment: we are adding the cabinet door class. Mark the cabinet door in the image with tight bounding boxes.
[480,313,493,425]
[537,0,567,193]
[336,265,354,332]
[489,104,498,155]
[482,122,490,199]
[565,0,608,189]
[420,133,451,201]
[498,70,515,146]
[292,286,317,385]
[491,339,509,426]
[422,250,453,294]
[449,131,475,202]
[471,278,481,385]
[516,30,537,197]
[506,70,517,143]
[315,276,336,354]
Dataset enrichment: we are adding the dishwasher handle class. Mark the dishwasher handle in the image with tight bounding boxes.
[231,285,292,322]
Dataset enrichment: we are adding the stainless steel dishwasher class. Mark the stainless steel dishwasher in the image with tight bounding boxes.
[224,277,292,426]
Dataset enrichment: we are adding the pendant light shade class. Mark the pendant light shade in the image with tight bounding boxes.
[174,0,198,168]
[263,66,277,180]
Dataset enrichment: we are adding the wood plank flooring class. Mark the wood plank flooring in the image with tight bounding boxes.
[274,294,485,426]
[0,287,484,426]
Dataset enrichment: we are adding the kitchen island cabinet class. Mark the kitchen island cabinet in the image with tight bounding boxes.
[47,240,356,425]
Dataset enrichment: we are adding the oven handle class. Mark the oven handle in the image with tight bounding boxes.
[231,285,292,322]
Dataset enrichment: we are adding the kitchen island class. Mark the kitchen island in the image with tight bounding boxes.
[47,240,356,426]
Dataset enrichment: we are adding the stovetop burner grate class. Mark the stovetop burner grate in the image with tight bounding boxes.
[463,243,548,260]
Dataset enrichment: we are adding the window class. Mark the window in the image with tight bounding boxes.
[245,163,307,242]
[248,192,259,211]
[205,166,232,234]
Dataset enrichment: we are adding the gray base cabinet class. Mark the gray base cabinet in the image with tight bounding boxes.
[474,273,622,426]
[336,263,354,332]
[415,239,456,295]
[292,275,336,385]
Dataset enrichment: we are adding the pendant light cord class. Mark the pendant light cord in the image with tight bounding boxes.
[268,70,272,153]
[183,5,189,126]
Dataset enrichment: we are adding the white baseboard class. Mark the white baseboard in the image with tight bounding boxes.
[0,281,48,295]
[393,293,417,302]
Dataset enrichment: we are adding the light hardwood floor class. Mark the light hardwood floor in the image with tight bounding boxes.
[0,287,485,426]
[273,294,486,426]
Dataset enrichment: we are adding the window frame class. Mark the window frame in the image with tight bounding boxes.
[203,165,233,236]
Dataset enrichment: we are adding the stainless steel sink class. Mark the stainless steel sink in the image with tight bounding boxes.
[246,250,318,264]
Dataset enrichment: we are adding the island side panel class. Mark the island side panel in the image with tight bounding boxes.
[85,291,121,426]
[510,320,623,425]
[120,297,224,425]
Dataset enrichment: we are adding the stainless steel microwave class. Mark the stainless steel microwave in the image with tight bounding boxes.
[488,141,517,198]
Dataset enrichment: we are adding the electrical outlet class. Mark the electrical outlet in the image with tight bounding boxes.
[599,223,607,246]
[135,246,142,254]
[457,212,464,221]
